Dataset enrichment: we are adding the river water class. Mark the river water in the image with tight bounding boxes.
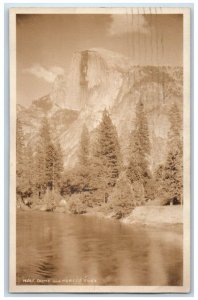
[16,211,183,286]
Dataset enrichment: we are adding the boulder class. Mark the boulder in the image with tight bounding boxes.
[59,199,67,207]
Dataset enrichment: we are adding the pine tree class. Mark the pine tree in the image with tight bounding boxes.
[162,141,183,204]
[90,109,122,193]
[127,101,151,202]
[16,117,25,179]
[55,142,64,188]
[161,103,183,204]
[153,164,165,200]
[46,142,64,190]
[109,172,135,218]
[46,143,57,190]
[128,100,151,178]
[25,143,35,193]
[75,124,91,192]
[34,117,64,195]
[34,118,51,194]
[167,103,182,149]
[34,143,47,195]
[98,109,121,186]
[16,118,29,200]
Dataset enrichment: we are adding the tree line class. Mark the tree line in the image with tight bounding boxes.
[16,101,183,217]
[16,117,64,207]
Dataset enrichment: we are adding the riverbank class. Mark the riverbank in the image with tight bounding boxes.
[18,200,183,225]
[82,205,183,225]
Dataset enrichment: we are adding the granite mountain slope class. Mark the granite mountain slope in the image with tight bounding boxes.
[17,48,183,169]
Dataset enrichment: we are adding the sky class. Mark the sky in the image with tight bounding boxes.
[16,13,183,106]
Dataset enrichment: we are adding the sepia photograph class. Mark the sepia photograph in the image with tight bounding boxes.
[9,7,190,293]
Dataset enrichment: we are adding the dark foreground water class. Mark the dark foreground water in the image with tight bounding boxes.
[16,211,183,286]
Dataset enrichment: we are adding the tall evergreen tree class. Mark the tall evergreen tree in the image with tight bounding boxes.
[161,103,183,204]
[16,118,29,199]
[25,143,35,193]
[34,117,51,194]
[127,101,151,202]
[153,164,165,200]
[162,144,183,204]
[46,142,64,190]
[46,143,57,190]
[16,118,25,178]
[91,109,121,192]
[34,143,47,194]
[167,103,182,149]
[76,124,91,191]
[34,117,64,194]
[128,100,151,179]
[55,142,64,188]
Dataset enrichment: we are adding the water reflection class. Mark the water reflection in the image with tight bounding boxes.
[16,211,183,286]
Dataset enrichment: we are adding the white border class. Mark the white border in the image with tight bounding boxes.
[8,5,191,295]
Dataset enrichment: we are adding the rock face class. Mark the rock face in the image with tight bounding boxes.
[17,48,183,170]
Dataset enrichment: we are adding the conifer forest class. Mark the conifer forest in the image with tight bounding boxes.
[16,100,183,218]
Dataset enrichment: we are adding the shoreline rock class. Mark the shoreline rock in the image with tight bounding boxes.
[82,206,183,226]
[122,205,183,225]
